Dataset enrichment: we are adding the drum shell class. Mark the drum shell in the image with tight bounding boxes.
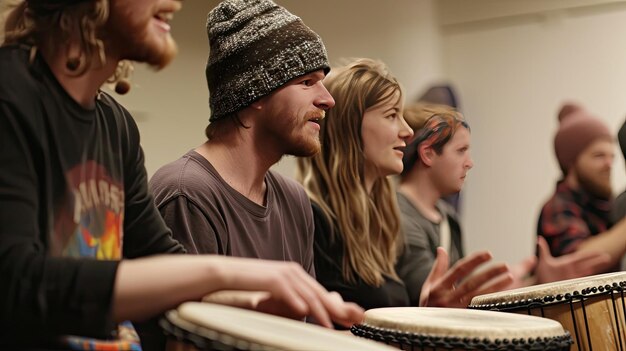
[469,272,626,351]
[480,292,626,351]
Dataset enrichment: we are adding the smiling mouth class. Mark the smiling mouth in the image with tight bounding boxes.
[308,117,322,125]
[307,111,325,125]
[154,11,174,23]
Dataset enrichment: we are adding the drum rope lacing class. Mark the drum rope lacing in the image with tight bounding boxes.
[468,280,626,351]
[351,323,573,351]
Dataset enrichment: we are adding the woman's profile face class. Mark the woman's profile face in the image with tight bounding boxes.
[361,91,413,182]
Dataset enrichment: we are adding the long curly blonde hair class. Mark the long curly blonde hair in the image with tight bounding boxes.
[3,0,131,88]
[297,58,404,286]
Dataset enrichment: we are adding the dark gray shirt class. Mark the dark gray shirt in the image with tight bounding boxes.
[149,151,315,275]
[396,192,464,300]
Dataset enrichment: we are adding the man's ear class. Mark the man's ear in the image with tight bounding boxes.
[419,144,435,167]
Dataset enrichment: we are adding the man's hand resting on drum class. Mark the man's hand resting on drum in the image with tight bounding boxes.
[115,256,363,329]
[194,257,364,328]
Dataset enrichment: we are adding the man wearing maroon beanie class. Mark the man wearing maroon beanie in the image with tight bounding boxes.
[537,103,626,273]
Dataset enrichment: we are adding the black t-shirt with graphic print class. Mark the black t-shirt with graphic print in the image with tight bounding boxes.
[0,45,184,349]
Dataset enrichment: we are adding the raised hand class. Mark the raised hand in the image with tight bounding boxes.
[419,248,513,308]
[534,236,610,284]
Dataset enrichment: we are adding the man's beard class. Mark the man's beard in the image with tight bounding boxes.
[577,169,612,200]
[125,34,178,70]
[270,110,324,158]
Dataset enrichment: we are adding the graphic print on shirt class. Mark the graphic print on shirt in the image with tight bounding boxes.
[51,160,124,259]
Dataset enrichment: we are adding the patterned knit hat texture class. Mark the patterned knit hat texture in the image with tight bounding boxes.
[554,102,611,174]
[206,0,330,121]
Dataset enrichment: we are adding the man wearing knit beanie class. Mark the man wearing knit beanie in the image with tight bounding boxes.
[150,0,363,327]
[537,103,626,273]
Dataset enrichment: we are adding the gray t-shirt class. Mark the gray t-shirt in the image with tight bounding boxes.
[149,150,315,275]
[396,192,464,297]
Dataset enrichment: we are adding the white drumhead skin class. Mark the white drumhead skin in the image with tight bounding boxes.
[470,271,626,306]
[174,302,395,351]
[363,307,567,339]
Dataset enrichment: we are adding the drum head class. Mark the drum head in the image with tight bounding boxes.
[470,271,626,309]
[161,302,395,351]
[352,307,571,350]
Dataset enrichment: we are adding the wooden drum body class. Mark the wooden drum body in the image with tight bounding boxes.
[470,272,626,351]
[351,307,572,351]
[160,302,396,351]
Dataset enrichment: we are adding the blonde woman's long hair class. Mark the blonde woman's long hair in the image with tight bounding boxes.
[3,0,131,89]
[298,58,403,287]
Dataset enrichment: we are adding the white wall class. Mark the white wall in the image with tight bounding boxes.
[439,1,626,265]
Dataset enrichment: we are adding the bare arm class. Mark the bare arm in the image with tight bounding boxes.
[535,236,611,282]
[573,217,626,270]
[112,255,364,328]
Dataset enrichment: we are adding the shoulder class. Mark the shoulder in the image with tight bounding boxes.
[396,192,428,225]
[0,45,35,91]
[267,170,310,204]
[540,189,579,218]
[150,152,217,204]
[436,200,460,222]
[396,192,419,215]
[0,46,44,115]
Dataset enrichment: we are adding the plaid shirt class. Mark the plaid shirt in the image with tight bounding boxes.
[537,181,612,258]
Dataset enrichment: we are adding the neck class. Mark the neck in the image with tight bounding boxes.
[399,168,443,222]
[563,170,581,191]
[40,42,118,109]
[196,133,280,205]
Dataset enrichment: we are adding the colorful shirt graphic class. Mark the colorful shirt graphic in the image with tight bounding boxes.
[51,161,139,350]
[52,160,124,259]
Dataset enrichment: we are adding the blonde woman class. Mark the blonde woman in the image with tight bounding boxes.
[298,59,513,312]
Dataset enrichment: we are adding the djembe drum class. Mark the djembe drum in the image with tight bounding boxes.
[469,272,626,351]
[161,302,396,351]
[351,307,572,350]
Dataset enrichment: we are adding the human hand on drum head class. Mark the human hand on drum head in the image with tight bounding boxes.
[213,257,364,328]
[419,248,514,308]
[534,236,610,284]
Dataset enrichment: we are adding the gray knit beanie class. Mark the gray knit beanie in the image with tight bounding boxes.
[206,0,330,121]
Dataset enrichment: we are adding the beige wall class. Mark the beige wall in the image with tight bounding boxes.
[439,0,626,264]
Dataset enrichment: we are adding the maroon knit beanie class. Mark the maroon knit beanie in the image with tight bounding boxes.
[554,103,611,174]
